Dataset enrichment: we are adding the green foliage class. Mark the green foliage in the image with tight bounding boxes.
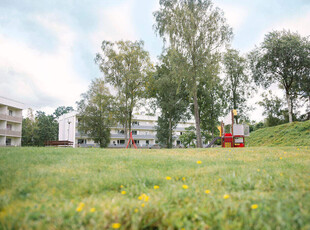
[197,65,225,142]
[258,91,289,127]
[154,0,233,147]
[76,78,113,148]
[1,147,310,229]
[247,120,310,146]
[95,40,153,143]
[34,111,58,146]
[151,50,190,148]
[179,126,196,148]
[249,30,310,123]
[53,106,74,119]
[223,49,252,122]
[22,106,74,146]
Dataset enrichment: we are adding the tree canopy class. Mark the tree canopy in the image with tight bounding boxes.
[154,0,232,147]
[76,78,114,148]
[249,30,310,123]
[95,40,153,145]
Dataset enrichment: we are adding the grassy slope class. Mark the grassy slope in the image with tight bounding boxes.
[247,120,310,147]
[0,147,310,229]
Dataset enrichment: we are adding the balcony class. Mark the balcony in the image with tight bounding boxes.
[0,129,21,137]
[0,114,22,123]
[110,134,156,139]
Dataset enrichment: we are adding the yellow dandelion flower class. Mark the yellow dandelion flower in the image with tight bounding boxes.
[90,208,96,213]
[223,194,230,199]
[112,223,121,229]
[280,157,283,160]
[138,193,149,202]
[182,177,186,181]
[120,185,124,188]
[205,190,211,194]
[196,160,202,164]
[229,150,231,152]
[251,204,258,209]
[228,158,231,160]
[154,185,159,189]
[280,173,283,176]
[284,152,287,154]
[141,203,145,207]
[166,176,172,180]
[257,169,260,172]
[182,185,189,189]
[297,148,300,150]
[134,208,139,213]
[121,191,126,195]
[76,202,85,212]
[218,178,222,182]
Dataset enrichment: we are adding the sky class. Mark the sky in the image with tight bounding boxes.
[0,0,309,121]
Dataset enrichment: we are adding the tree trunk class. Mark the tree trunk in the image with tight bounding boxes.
[124,97,128,147]
[128,110,132,147]
[193,88,203,148]
[286,92,293,123]
[168,117,172,148]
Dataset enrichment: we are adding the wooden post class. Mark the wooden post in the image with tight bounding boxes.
[221,121,224,147]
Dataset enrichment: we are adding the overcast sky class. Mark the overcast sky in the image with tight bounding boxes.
[0,0,309,121]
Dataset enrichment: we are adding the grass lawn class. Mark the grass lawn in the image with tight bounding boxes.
[0,147,310,229]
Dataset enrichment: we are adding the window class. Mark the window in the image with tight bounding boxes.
[117,140,125,144]
[78,139,87,144]
[8,110,13,116]
[180,132,183,135]
[132,121,139,126]
[177,140,181,145]
[6,138,11,146]
[146,140,149,145]
[132,130,137,135]
[118,130,125,134]
[6,124,12,130]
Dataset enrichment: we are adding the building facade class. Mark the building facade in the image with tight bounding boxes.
[58,111,196,148]
[0,97,24,147]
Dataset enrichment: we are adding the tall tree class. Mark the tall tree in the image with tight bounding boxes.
[76,78,114,148]
[249,30,310,123]
[154,0,232,147]
[223,48,252,123]
[95,40,153,145]
[35,111,58,146]
[150,50,190,148]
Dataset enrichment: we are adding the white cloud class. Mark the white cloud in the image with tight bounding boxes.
[253,8,310,49]
[90,0,138,52]
[216,3,248,32]
[0,14,88,112]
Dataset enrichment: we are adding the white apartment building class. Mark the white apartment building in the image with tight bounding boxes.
[0,96,25,147]
[58,111,196,148]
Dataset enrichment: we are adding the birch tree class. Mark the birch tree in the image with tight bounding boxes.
[154,0,232,147]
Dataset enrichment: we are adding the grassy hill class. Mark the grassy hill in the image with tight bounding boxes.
[247,120,310,147]
[0,147,310,229]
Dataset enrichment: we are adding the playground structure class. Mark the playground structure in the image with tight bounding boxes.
[219,110,249,148]
[126,131,137,149]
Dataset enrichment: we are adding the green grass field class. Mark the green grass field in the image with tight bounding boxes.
[247,120,310,147]
[0,147,310,229]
